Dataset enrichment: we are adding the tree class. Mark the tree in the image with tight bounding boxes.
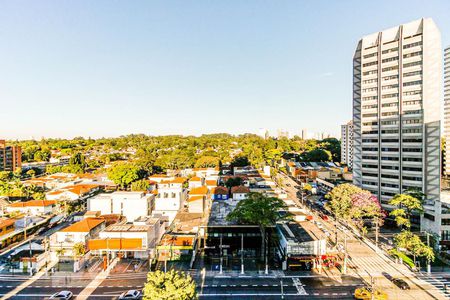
[325,183,369,219]
[230,156,249,168]
[303,183,313,193]
[394,230,435,265]
[131,179,150,192]
[225,177,243,189]
[0,171,11,182]
[73,242,85,258]
[26,169,36,178]
[143,270,197,300]
[107,162,143,189]
[227,193,290,267]
[303,149,332,162]
[194,156,220,168]
[389,193,423,228]
[320,138,341,162]
[33,149,51,162]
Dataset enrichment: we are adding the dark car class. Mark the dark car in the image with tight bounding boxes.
[392,278,410,290]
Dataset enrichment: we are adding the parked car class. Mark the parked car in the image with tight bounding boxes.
[49,291,73,299]
[392,278,410,290]
[118,290,142,299]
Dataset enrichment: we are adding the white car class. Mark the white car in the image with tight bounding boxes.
[49,291,73,299]
[119,290,142,300]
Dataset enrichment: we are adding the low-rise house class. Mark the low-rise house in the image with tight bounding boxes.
[50,217,105,258]
[153,179,188,222]
[205,179,218,189]
[148,174,174,183]
[188,177,204,189]
[231,186,250,200]
[187,196,205,213]
[211,186,229,201]
[0,218,15,237]
[46,184,100,201]
[6,200,57,215]
[193,167,220,178]
[88,192,155,222]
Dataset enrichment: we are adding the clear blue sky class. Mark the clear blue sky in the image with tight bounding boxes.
[1,0,449,140]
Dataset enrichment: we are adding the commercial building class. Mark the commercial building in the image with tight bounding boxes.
[49,217,105,258]
[352,18,442,234]
[88,217,165,260]
[0,140,21,172]
[444,46,450,176]
[341,121,354,168]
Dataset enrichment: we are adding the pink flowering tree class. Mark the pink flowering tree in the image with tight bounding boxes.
[350,193,385,234]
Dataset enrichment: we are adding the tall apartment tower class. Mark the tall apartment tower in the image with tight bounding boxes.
[0,140,22,172]
[341,121,354,169]
[352,18,442,232]
[444,46,450,176]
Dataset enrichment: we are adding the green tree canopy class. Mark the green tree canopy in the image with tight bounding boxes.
[143,270,197,300]
[389,193,423,228]
[107,162,144,189]
[319,138,341,162]
[227,192,290,261]
[131,179,150,192]
[302,149,332,162]
[225,177,243,189]
[325,183,369,219]
[194,156,220,168]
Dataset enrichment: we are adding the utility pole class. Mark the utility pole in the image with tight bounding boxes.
[426,231,431,274]
[343,233,348,275]
[28,238,33,276]
[370,275,375,300]
[240,233,244,275]
[375,216,379,249]
[219,235,223,274]
[264,230,269,275]
[280,278,284,299]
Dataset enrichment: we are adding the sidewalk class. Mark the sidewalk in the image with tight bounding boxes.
[1,259,58,300]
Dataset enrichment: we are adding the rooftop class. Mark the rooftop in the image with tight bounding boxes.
[9,200,57,208]
[190,186,208,195]
[104,223,151,232]
[61,217,104,233]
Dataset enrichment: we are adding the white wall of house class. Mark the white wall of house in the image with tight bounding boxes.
[6,205,54,215]
[188,199,204,213]
[232,193,248,200]
[88,192,154,222]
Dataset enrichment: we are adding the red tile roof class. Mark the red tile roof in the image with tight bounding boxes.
[61,218,104,233]
[9,200,57,208]
[212,186,229,195]
[189,186,208,195]
[187,195,204,203]
[231,186,250,194]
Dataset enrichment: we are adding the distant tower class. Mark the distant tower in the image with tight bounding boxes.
[301,129,307,139]
[341,121,354,169]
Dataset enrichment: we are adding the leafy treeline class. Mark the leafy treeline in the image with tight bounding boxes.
[12,134,340,166]
[10,134,340,189]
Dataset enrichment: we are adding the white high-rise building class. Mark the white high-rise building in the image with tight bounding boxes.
[341,121,354,169]
[352,18,442,234]
[444,46,450,176]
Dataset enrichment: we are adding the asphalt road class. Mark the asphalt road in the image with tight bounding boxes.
[0,272,364,300]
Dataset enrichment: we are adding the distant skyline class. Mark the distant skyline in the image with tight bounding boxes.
[1,0,450,140]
